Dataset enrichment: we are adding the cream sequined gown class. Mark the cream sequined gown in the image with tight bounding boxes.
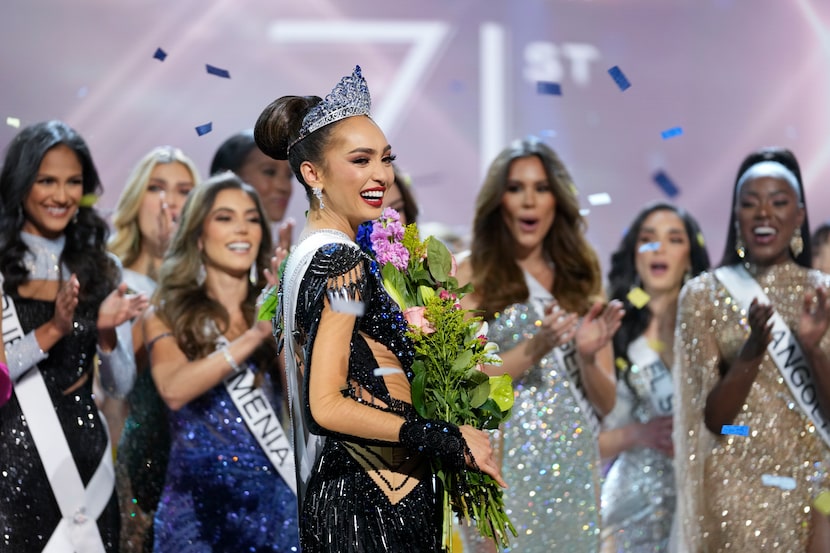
[673,262,830,552]
[485,273,602,552]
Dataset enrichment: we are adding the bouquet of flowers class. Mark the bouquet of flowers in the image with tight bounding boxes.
[358,208,517,550]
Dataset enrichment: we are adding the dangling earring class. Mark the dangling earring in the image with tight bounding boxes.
[197,262,206,286]
[249,263,258,285]
[312,187,325,210]
[71,209,79,224]
[735,222,746,259]
[790,227,804,257]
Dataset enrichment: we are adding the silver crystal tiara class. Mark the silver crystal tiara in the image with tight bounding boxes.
[288,65,372,154]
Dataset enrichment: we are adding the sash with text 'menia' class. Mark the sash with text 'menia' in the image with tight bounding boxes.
[714,265,830,448]
[219,336,297,495]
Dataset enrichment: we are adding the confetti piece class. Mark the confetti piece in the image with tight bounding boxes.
[608,65,631,91]
[661,126,684,140]
[721,424,749,436]
[626,287,651,309]
[579,208,591,217]
[697,232,705,247]
[815,491,830,515]
[587,193,611,206]
[329,298,365,316]
[615,357,629,371]
[206,64,231,79]
[653,170,680,198]
[79,194,98,207]
[539,129,557,137]
[761,474,796,491]
[6,117,20,128]
[195,122,213,136]
[638,241,661,253]
[537,81,562,96]
[374,367,404,376]
[153,47,167,61]
[77,86,89,99]
[647,338,666,352]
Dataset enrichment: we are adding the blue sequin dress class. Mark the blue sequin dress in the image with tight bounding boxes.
[152,369,299,552]
[486,273,602,552]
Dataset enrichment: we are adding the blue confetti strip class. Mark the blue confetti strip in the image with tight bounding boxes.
[537,81,562,96]
[206,64,231,79]
[721,424,749,436]
[608,66,631,91]
[195,122,213,136]
[653,170,680,198]
[661,126,684,140]
[638,241,661,253]
[153,48,167,62]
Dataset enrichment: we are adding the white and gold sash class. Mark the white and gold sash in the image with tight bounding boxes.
[715,265,830,448]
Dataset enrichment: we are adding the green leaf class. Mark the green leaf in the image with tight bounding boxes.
[419,285,436,303]
[470,381,490,408]
[411,371,428,418]
[451,349,474,373]
[257,287,279,321]
[380,263,408,309]
[462,368,489,386]
[426,237,453,283]
[488,374,515,411]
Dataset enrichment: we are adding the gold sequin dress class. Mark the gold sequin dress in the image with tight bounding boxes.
[673,262,830,552]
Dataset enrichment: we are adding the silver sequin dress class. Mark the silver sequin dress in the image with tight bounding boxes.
[487,273,601,552]
[600,353,675,552]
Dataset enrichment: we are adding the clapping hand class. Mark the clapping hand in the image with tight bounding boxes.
[535,300,579,352]
[798,286,830,351]
[737,298,773,362]
[54,274,80,336]
[97,283,149,331]
[636,415,674,457]
[575,299,625,359]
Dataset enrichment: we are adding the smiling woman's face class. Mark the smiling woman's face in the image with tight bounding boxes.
[736,176,804,267]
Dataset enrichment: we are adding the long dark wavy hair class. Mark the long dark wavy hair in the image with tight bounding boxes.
[719,147,812,268]
[0,120,118,305]
[470,137,602,319]
[153,172,275,372]
[607,201,710,373]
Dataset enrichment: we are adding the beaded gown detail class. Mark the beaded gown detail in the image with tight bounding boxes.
[600,347,675,552]
[0,297,119,552]
[116,269,167,553]
[486,273,601,552]
[288,242,440,553]
[673,263,830,551]
[152,367,299,552]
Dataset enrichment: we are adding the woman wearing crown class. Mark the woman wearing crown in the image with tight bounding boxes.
[254,66,505,552]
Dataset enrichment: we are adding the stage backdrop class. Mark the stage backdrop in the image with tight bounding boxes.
[2,0,830,271]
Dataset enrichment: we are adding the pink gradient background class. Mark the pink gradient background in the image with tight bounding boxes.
[2,0,830,272]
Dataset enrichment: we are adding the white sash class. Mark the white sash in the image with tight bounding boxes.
[715,265,830,448]
[218,337,297,495]
[626,335,673,416]
[551,340,601,436]
[281,230,356,503]
[2,293,113,553]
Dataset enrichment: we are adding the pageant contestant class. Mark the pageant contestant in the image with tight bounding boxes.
[0,120,145,552]
[457,137,623,552]
[599,201,709,552]
[144,173,299,552]
[257,65,504,552]
[673,147,830,551]
[108,145,200,552]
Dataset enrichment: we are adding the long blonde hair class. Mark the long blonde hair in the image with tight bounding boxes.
[108,146,201,269]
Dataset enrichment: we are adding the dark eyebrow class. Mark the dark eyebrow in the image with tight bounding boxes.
[348,144,392,155]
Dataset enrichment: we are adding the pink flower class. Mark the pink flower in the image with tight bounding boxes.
[474,363,485,372]
[439,290,451,301]
[403,306,435,334]
[449,254,458,277]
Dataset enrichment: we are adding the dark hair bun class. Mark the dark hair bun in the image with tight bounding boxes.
[254,95,322,161]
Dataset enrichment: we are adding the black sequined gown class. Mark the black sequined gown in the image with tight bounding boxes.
[0,296,119,552]
[291,243,442,552]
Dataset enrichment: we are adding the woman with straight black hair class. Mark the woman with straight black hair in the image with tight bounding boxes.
[0,120,146,552]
